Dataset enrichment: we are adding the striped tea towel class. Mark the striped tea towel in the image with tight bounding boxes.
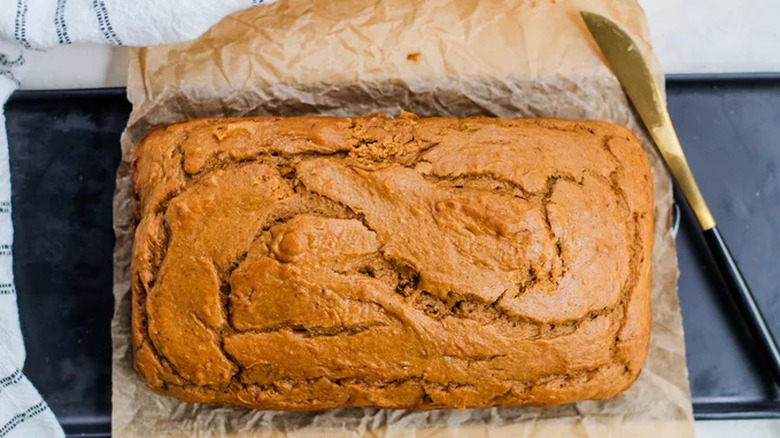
[0,1,276,436]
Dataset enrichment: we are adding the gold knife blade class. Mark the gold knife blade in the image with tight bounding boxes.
[580,11,715,230]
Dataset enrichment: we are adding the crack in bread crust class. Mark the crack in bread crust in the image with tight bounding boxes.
[131,114,653,409]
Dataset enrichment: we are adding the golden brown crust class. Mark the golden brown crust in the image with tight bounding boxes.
[131,114,653,410]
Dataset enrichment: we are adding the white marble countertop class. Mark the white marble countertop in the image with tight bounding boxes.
[10,0,780,436]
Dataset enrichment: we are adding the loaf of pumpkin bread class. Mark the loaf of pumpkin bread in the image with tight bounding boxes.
[131,113,653,410]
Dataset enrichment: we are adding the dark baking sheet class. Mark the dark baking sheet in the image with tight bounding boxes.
[5,78,780,436]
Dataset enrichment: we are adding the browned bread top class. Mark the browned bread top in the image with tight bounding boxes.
[131,113,653,410]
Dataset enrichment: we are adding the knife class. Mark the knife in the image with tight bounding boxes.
[580,11,780,385]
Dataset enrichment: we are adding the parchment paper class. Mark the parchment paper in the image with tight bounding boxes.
[112,0,694,436]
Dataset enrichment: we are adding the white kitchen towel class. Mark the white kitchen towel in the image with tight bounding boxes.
[0,1,276,436]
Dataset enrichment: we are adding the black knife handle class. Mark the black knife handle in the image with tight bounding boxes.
[703,225,780,384]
